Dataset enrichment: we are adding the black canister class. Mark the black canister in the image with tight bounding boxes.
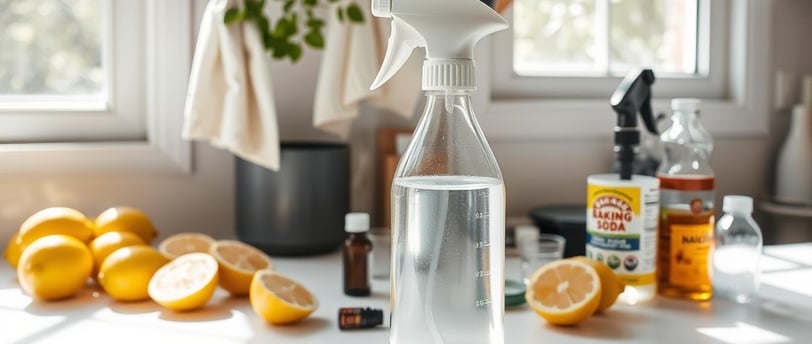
[236,142,350,256]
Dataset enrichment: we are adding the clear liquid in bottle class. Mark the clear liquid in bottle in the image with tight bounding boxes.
[391,175,504,344]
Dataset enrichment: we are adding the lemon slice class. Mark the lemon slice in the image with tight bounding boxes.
[209,240,273,296]
[18,207,94,248]
[249,270,318,325]
[17,234,93,301]
[158,233,216,259]
[148,253,219,311]
[94,206,158,244]
[525,259,602,325]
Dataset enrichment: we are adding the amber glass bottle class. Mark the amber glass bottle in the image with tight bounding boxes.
[657,99,715,301]
[343,213,372,297]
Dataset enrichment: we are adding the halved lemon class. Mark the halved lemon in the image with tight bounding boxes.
[249,270,318,325]
[525,259,602,325]
[158,233,216,259]
[148,253,219,311]
[17,207,94,248]
[209,240,273,296]
[570,256,625,313]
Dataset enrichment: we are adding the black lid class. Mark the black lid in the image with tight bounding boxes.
[610,69,658,180]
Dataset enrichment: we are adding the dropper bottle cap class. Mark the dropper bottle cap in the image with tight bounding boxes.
[345,213,370,233]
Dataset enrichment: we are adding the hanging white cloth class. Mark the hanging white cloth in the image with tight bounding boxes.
[313,0,422,139]
[182,0,281,171]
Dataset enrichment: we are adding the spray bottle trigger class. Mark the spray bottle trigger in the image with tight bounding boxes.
[640,96,658,135]
[370,19,425,91]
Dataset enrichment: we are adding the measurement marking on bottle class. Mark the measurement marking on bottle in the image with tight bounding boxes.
[474,241,490,249]
[475,212,490,219]
[476,270,490,278]
[475,298,492,308]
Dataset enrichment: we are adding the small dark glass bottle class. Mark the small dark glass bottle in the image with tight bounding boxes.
[343,213,372,296]
[338,307,384,330]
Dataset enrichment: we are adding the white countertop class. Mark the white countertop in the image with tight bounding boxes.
[2,244,812,344]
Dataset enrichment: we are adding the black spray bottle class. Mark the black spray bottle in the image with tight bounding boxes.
[586,69,662,304]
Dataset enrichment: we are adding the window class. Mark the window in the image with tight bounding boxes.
[477,0,770,140]
[0,0,192,175]
[0,0,105,105]
[0,0,145,143]
[492,0,725,99]
[513,0,699,77]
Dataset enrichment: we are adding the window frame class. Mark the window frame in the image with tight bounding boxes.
[475,0,770,141]
[0,1,148,143]
[0,0,192,175]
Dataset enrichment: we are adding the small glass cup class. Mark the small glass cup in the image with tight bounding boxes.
[519,233,566,285]
[369,228,391,280]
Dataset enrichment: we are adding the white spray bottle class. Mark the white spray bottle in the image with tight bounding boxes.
[370,1,507,343]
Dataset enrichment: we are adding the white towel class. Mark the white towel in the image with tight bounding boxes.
[183,0,281,171]
[314,0,422,139]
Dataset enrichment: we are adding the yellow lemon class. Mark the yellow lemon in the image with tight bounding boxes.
[148,253,219,311]
[17,207,94,249]
[17,235,93,301]
[88,231,145,275]
[157,232,216,259]
[4,232,23,268]
[209,240,273,296]
[570,256,625,313]
[249,270,318,325]
[94,207,158,244]
[98,245,169,301]
[525,259,601,326]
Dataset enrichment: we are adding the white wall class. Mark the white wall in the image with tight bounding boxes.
[2,0,811,246]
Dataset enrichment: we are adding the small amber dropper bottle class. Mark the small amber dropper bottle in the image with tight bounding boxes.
[343,213,372,296]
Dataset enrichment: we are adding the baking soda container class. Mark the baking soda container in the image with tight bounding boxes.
[587,174,659,304]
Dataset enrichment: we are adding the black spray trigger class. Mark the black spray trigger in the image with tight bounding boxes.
[640,96,658,135]
[609,69,657,181]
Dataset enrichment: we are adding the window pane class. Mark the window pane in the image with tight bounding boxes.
[513,0,598,75]
[609,0,697,75]
[513,0,699,77]
[0,0,104,96]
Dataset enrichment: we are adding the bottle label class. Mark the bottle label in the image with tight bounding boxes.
[586,182,659,286]
[668,223,713,287]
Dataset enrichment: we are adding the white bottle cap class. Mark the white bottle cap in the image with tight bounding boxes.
[514,225,539,245]
[345,213,370,233]
[423,59,476,91]
[723,195,754,214]
[671,98,702,113]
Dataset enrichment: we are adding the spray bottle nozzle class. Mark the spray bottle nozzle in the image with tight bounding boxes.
[370,0,507,91]
[610,69,657,180]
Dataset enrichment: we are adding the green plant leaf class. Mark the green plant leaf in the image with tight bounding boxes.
[303,0,318,7]
[224,8,244,23]
[336,7,345,22]
[346,3,364,23]
[304,31,325,49]
[244,0,262,20]
[284,0,295,13]
[307,18,325,29]
[288,43,303,62]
